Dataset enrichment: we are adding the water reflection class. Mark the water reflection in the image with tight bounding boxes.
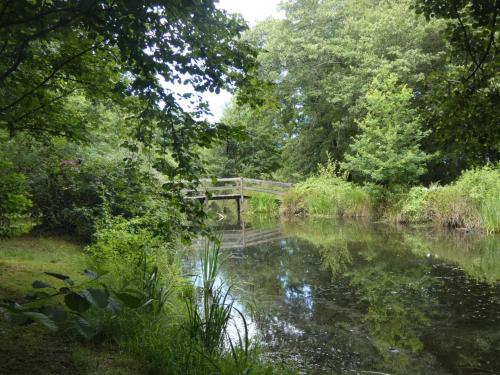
[209,218,500,374]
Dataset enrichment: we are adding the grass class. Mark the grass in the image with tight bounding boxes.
[245,192,279,216]
[1,234,295,375]
[281,165,499,233]
[0,235,87,298]
[281,175,375,218]
[88,240,296,375]
[390,165,500,233]
[0,235,143,375]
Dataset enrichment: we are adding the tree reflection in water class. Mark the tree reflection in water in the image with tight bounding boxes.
[214,218,500,374]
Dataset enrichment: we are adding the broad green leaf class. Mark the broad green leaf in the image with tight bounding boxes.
[107,297,122,313]
[73,317,97,339]
[25,291,51,300]
[40,306,67,323]
[83,269,98,279]
[113,290,144,309]
[44,272,70,281]
[32,280,52,289]
[22,312,58,332]
[81,288,109,309]
[64,292,91,313]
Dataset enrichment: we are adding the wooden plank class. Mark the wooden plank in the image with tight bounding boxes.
[200,177,241,183]
[244,187,286,195]
[185,194,248,201]
[242,178,293,188]
[203,186,239,192]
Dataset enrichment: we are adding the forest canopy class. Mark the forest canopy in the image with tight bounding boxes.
[207,0,499,183]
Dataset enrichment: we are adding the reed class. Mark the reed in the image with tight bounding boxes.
[282,175,374,218]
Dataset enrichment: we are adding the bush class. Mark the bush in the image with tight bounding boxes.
[0,160,31,236]
[88,242,296,375]
[392,186,433,224]
[426,165,500,233]
[30,155,157,241]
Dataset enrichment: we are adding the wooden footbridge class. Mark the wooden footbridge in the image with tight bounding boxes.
[183,177,293,212]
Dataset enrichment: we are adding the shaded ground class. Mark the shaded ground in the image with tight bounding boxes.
[0,235,142,375]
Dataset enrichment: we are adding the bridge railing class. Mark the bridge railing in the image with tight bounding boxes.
[182,177,292,200]
[241,178,292,197]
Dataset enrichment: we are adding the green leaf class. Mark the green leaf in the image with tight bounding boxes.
[81,288,109,309]
[59,287,71,294]
[32,280,52,289]
[107,297,122,313]
[0,306,29,325]
[113,290,144,309]
[73,317,97,339]
[25,291,51,300]
[22,312,58,332]
[82,269,98,279]
[64,292,91,313]
[44,272,70,281]
[40,306,67,323]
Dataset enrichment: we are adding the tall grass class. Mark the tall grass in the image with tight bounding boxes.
[283,164,499,233]
[390,165,500,233]
[91,240,293,375]
[186,242,241,354]
[281,175,374,218]
[246,192,279,216]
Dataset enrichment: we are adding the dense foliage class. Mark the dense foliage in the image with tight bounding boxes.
[0,0,498,373]
[207,0,498,183]
[0,159,31,235]
[283,163,500,233]
[342,73,431,186]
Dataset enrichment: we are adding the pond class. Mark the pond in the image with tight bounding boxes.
[202,215,500,374]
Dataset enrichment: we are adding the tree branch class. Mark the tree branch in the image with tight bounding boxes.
[0,44,99,114]
[452,1,479,68]
[463,0,498,82]
[0,4,96,84]
[10,89,76,126]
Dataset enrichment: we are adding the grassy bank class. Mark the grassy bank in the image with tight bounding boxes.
[281,165,500,233]
[0,233,296,375]
[0,235,142,375]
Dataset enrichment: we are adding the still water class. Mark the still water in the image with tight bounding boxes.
[207,217,500,374]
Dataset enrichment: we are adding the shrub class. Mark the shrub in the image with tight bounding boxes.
[280,189,307,217]
[426,165,500,232]
[30,157,154,241]
[91,241,296,375]
[393,186,433,223]
[0,160,31,236]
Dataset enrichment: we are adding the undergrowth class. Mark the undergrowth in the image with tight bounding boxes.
[282,164,499,233]
[281,175,374,218]
[392,165,499,233]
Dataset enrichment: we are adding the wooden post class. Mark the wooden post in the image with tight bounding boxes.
[239,177,244,216]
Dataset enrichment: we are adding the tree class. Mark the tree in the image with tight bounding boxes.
[412,0,499,181]
[342,73,431,187]
[0,0,257,179]
[0,159,31,235]
[231,0,448,178]
[204,97,284,179]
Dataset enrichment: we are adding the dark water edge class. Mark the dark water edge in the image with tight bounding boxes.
[196,209,500,375]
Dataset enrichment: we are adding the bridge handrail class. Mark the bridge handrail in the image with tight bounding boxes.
[242,178,293,188]
[182,176,293,198]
